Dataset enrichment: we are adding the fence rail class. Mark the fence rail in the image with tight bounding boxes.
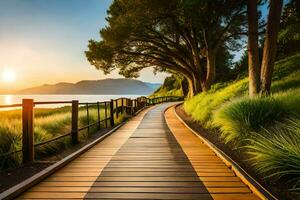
[0,95,182,164]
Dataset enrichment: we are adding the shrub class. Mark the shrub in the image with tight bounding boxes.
[245,117,300,192]
[184,53,300,128]
[184,78,248,127]
[213,90,300,145]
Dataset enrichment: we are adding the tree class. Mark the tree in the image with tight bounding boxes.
[247,0,260,96]
[277,0,300,58]
[193,0,247,89]
[86,0,198,97]
[86,0,247,97]
[247,0,283,96]
[260,0,284,94]
[86,0,245,96]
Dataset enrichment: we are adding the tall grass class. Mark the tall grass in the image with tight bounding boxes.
[0,105,122,170]
[184,78,248,127]
[184,53,300,128]
[212,90,300,145]
[271,71,300,93]
[245,118,300,192]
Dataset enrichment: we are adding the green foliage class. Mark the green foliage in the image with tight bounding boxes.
[151,75,183,97]
[213,90,300,145]
[271,53,300,93]
[277,0,300,58]
[245,118,300,192]
[184,78,248,127]
[86,0,247,93]
[272,53,300,81]
[184,53,300,127]
[184,53,300,191]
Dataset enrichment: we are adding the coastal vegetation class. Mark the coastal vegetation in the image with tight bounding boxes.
[0,105,125,170]
[151,75,184,97]
[184,53,300,192]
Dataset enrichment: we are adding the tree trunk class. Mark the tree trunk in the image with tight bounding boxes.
[181,77,189,97]
[260,0,283,95]
[205,50,216,91]
[247,0,261,97]
[192,73,203,95]
[187,78,195,98]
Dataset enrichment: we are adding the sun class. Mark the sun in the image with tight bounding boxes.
[2,68,16,83]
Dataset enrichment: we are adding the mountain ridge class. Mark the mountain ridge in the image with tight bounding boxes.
[6,79,161,95]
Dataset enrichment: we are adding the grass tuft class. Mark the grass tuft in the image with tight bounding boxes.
[212,90,300,145]
[245,117,300,192]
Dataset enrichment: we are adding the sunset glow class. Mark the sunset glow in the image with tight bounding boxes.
[2,68,16,83]
[0,0,166,92]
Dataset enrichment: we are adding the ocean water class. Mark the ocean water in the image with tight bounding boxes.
[0,94,142,108]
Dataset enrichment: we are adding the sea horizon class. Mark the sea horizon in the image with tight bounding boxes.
[0,94,144,107]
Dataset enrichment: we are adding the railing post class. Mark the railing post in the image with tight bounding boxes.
[125,99,127,115]
[130,99,133,115]
[133,99,136,114]
[121,98,124,114]
[128,99,130,114]
[110,99,115,127]
[97,102,101,130]
[22,99,34,164]
[71,100,79,145]
[104,102,108,128]
[116,100,119,118]
[86,103,90,134]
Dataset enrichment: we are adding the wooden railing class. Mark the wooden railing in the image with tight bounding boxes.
[0,95,182,165]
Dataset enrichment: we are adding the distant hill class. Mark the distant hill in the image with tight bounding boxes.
[14,79,161,95]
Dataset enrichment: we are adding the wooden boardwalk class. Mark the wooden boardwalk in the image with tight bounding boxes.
[17,103,261,200]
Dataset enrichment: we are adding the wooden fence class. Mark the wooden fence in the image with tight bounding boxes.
[0,96,182,165]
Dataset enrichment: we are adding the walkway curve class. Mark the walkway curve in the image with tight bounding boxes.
[16,103,261,200]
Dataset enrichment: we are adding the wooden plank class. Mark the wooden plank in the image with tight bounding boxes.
[37,181,246,187]
[18,192,86,199]
[98,171,198,177]
[29,186,251,194]
[84,193,214,199]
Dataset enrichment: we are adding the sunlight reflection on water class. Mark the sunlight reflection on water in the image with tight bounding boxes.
[4,95,13,105]
[0,94,141,109]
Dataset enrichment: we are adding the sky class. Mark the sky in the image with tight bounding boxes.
[0,1,273,91]
[0,0,168,91]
